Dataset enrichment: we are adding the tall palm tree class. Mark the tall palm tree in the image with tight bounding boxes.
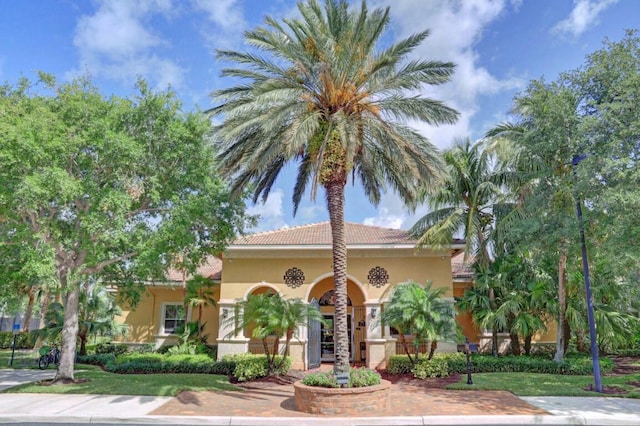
[210,0,458,374]
[409,138,511,355]
[381,281,456,364]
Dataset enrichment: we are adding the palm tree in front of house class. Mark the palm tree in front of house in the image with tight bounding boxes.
[210,0,458,375]
[409,138,512,355]
[226,292,325,374]
[381,281,457,364]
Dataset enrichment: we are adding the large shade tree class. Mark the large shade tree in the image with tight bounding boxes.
[485,81,581,362]
[0,74,250,382]
[210,0,458,375]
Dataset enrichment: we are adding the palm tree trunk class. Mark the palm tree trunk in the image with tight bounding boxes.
[326,181,350,375]
[509,331,521,355]
[524,334,532,355]
[576,328,587,352]
[428,340,438,360]
[554,248,567,363]
[262,338,273,374]
[399,334,415,365]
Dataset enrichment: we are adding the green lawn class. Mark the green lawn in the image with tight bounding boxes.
[0,349,38,369]
[447,372,640,398]
[2,364,242,396]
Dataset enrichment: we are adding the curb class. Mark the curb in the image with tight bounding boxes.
[2,415,640,426]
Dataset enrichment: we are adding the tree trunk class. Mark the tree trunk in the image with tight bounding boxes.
[576,328,587,352]
[554,248,567,363]
[39,291,51,329]
[55,282,80,382]
[22,288,35,332]
[509,332,521,355]
[562,317,571,355]
[489,289,499,356]
[399,333,415,365]
[326,181,350,375]
[524,334,532,356]
[78,329,87,356]
[428,340,438,360]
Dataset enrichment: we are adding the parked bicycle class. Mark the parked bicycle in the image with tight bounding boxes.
[38,346,61,370]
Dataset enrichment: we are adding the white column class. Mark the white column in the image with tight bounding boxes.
[216,299,249,359]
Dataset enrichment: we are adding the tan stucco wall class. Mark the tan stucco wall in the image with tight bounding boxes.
[115,284,221,346]
[221,247,453,302]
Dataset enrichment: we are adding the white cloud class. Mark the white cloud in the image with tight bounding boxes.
[245,188,288,232]
[374,0,525,148]
[192,0,244,31]
[72,0,186,89]
[357,1,524,231]
[362,191,432,231]
[552,0,619,38]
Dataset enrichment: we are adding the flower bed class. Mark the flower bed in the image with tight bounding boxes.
[294,379,391,415]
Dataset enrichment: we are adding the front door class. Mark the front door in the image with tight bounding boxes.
[320,313,353,361]
[307,298,321,369]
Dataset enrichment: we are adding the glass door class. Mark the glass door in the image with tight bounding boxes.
[320,313,353,361]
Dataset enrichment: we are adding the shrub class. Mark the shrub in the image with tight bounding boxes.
[457,354,614,375]
[349,368,381,387]
[77,353,116,366]
[106,353,217,374]
[133,344,155,354]
[221,353,291,381]
[0,331,38,349]
[411,357,450,379]
[211,357,236,375]
[387,355,414,374]
[302,368,381,388]
[95,342,128,356]
[302,372,338,388]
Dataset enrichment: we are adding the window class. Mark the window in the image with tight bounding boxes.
[161,303,185,335]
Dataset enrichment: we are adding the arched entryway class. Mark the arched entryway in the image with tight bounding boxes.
[245,284,280,355]
[307,276,366,365]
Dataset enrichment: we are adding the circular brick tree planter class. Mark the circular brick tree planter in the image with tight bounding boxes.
[293,380,391,415]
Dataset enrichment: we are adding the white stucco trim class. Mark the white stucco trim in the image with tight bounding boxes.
[243,281,282,299]
[304,272,368,302]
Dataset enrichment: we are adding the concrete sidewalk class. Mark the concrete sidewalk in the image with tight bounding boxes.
[1,370,640,425]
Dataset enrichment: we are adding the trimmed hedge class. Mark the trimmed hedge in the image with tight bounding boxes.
[105,353,217,374]
[221,353,291,382]
[95,342,129,355]
[76,353,117,366]
[386,353,613,378]
[75,351,290,381]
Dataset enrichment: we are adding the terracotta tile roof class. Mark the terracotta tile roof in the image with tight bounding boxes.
[166,256,222,282]
[452,251,475,280]
[233,221,421,246]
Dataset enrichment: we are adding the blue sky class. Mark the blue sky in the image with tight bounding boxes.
[1,0,637,232]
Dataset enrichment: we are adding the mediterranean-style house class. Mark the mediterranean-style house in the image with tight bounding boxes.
[115,221,554,369]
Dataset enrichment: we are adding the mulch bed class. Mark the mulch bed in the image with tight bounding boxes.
[236,356,640,393]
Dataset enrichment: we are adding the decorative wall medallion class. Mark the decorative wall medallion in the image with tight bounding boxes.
[367,266,389,288]
[284,267,305,288]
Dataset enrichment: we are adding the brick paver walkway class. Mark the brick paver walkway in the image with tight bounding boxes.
[151,382,548,417]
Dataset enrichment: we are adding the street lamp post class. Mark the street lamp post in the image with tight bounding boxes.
[572,154,602,393]
[465,337,473,385]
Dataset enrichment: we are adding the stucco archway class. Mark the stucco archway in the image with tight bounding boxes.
[306,275,367,364]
